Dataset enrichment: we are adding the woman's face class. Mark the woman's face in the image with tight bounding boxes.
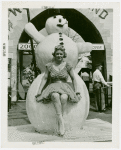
[55,50,64,62]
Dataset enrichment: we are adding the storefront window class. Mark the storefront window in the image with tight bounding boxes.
[20,51,41,95]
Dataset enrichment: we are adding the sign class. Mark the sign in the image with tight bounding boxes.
[18,43,37,50]
[18,43,104,51]
[92,44,104,50]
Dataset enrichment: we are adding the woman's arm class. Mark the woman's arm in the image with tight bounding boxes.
[68,68,81,100]
[69,68,78,93]
[36,68,49,96]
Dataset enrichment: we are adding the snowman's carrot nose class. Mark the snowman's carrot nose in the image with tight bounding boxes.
[59,19,61,23]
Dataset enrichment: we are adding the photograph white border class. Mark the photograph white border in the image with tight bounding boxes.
[1,1,120,148]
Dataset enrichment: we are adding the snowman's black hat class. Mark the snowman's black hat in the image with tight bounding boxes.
[47,8,65,18]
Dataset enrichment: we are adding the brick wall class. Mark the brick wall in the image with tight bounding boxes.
[77,9,113,81]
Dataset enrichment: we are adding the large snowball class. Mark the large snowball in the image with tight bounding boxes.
[35,33,78,72]
[26,73,89,133]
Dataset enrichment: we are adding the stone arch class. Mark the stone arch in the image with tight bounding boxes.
[8,8,112,102]
[19,8,104,43]
[19,8,107,78]
[8,11,29,101]
[78,8,112,80]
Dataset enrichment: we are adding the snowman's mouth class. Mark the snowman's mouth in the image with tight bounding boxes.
[57,24,64,28]
[57,22,68,28]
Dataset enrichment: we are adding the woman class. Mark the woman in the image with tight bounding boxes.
[35,44,81,136]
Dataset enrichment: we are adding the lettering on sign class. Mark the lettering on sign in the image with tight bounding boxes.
[92,44,104,50]
[18,43,104,51]
[18,43,37,50]
[99,9,108,19]
[8,8,22,16]
[89,9,108,19]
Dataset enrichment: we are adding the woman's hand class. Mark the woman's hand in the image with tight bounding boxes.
[35,92,42,102]
[35,92,41,98]
[76,92,82,100]
[35,68,48,100]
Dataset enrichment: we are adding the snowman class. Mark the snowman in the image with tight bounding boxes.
[25,15,93,134]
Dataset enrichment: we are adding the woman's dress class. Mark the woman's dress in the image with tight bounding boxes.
[36,62,80,103]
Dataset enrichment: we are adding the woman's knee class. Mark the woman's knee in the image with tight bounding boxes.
[51,93,60,102]
[60,94,68,103]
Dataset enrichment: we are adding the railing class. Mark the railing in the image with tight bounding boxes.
[98,86,112,112]
[8,89,26,112]
[104,85,112,108]
[8,88,11,112]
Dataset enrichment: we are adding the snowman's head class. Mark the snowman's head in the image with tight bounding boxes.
[45,15,68,35]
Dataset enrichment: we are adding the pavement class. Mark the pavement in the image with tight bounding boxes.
[8,119,112,142]
[7,99,112,143]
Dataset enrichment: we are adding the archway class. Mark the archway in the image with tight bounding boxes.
[19,8,107,79]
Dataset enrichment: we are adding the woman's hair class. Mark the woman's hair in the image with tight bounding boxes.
[52,45,67,58]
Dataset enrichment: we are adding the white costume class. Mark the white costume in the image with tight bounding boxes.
[93,69,108,86]
[93,69,107,111]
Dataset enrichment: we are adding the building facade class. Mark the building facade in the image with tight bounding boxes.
[8,8,113,102]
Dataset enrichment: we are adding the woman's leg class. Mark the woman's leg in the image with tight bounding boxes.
[60,94,68,116]
[51,93,65,135]
[51,93,61,114]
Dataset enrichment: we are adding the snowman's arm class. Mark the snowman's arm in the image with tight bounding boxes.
[76,42,93,54]
[25,22,45,44]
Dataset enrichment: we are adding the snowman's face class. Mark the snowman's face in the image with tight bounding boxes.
[45,15,68,35]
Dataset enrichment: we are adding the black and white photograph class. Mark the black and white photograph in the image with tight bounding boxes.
[1,2,120,148]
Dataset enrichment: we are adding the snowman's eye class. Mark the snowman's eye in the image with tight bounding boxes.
[53,15,56,18]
